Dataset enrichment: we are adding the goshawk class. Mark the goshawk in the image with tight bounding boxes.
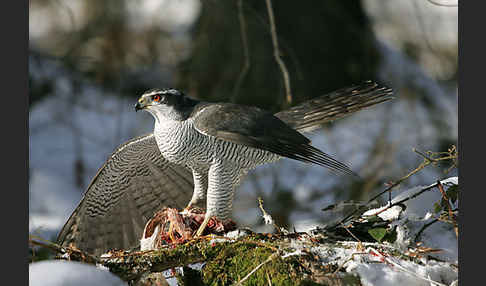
[57,81,392,255]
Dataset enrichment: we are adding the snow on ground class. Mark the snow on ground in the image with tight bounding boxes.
[344,253,456,286]
[281,180,458,285]
[363,177,458,263]
[29,260,127,286]
[250,177,459,285]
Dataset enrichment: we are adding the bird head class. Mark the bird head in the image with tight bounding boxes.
[135,88,198,121]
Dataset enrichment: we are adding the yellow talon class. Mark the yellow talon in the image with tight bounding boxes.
[168,220,176,243]
[195,215,211,237]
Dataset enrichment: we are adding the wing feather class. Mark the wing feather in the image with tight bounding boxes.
[56,133,194,256]
[193,104,356,176]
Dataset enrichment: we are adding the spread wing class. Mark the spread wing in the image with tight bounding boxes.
[192,103,356,177]
[56,133,194,256]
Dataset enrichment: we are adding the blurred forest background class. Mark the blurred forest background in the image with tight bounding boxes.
[29,0,458,241]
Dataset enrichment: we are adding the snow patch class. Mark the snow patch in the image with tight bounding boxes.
[29,260,127,286]
[289,238,457,286]
[363,204,403,221]
[361,178,458,263]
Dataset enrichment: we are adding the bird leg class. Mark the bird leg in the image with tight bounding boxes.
[195,213,212,237]
[184,170,208,212]
[194,162,237,237]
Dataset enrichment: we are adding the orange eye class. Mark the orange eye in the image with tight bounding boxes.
[153,95,161,102]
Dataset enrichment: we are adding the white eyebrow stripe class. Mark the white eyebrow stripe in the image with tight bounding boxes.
[143,89,180,97]
[143,90,164,97]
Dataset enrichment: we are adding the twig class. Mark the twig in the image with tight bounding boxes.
[366,182,441,218]
[340,223,362,245]
[264,0,292,105]
[436,181,458,238]
[413,147,457,165]
[231,0,251,103]
[444,145,458,174]
[241,5,305,81]
[437,181,454,220]
[330,147,457,229]
[414,218,439,243]
[413,148,437,164]
[258,197,283,234]
[330,179,402,229]
[331,256,355,276]
[199,234,278,252]
[330,224,364,275]
[366,247,448,286]
[29,238,65,254]
[29,235,69,252]
[425,0,458,7]
[29,235,99,264]
[235,252,279,286]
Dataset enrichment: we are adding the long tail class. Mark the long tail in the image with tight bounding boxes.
[275,81,393,132]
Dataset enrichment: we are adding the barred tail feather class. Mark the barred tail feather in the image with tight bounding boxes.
[275,81,393,132]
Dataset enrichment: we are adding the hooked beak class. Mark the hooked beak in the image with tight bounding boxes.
[135,98,146,112]
[134,102,143,112]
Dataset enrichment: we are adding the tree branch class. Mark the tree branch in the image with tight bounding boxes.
[264,0,293,105]
[425,0,457,7]
[231,0,251,103]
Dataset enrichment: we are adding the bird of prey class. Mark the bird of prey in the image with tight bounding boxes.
[134,81,393,237]
[57,81,392,255]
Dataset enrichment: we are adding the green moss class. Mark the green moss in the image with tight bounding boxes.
[201,242,306,285]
